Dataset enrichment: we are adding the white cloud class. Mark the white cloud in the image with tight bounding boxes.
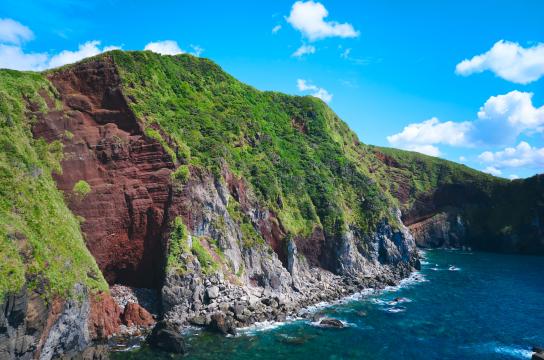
[292,44,315,57]
[0,18,33,44]
[297,78,332,102]
[455,40,544,84]
[272,25,282,33]
[0,44,48,70]
[509,174,520,180]
[386,117,473,153]
[48,41,120,68]
[473,90,544,145]
[144,40,184,55]
[286,1,359,41]
[0,40,119,71]
[190,44,204,57]
[483,166,502,176]
[478,141,544,169]
[387,91,544,158]
[459,156,466,162]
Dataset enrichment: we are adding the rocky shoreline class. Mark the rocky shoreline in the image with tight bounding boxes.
[110,257,418,354]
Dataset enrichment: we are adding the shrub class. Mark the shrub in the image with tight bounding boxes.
[73,180,91,199]
[171,165,190,184]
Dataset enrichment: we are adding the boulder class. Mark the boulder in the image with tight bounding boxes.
[533,347,544,360]
[319,318,345,328]
[208,312,236,335]
[206,286,220,300]
[121,302,155,327]
[147,321,185,354]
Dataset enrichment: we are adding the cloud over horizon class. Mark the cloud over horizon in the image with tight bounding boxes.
[455,40,544,84]
[144,40,184,55]
[297,78,332,102]
[479,141,544,170]
[0,18,120,71]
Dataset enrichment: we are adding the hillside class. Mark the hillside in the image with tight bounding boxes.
[0,50,542,358]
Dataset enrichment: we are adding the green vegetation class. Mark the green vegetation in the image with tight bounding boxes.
[191,237,220,275]
[110,50,394,243]
[226,197,265,248]
[73,180,91,200]
[166,216,190,274]
[166,216,221,275]
[171,165,190,184]
[0,70,108,301]
[367,146,504,208]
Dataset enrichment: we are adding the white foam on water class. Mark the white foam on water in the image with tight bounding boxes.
[238,320,288,335]
[493,345,533,359]
[383,306,406,313]
[465,342,533,359]
[448,265,461,271]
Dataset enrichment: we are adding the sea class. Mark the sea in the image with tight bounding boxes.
[112,249,544,360]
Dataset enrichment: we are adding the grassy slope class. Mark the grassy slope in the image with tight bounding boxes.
[111,50,395,244]
[109,51,542,252]
[0,69,108,301]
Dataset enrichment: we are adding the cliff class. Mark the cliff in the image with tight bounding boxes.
[0,51,541,357]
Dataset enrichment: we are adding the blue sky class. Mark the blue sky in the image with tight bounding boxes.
[1,0,543,178]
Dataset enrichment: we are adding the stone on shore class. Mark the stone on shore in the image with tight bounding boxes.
[319,318,345,328]
[147,321,186,354]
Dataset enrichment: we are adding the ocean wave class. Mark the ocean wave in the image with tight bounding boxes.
[448,265,461,271]
[238,320,288,335]
[384,306,406,313]
[464,342,533,359]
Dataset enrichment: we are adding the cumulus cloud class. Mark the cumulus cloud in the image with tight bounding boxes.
[0,41,119,71]
[297,78,332,102]
[0,18,121,71]
[286,1,359,41]
[473,90,544,145]
[292,44,315,57]
[387,91,544,157]
[144,40,184,55]
[478,141,544,169]
[455,40,544,84]
[0,44,48,70]
[0,18,33,44]
[48,41,120,68]
[483,166,502,176]
[272,25,282,34]
[386,117,473,156]
[509,174,520,180]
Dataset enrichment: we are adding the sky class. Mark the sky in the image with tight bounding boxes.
[1,0,543,179]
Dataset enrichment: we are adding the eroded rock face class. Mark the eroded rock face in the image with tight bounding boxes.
[409,212,466,248]
[0,284,111,360]
[22,57,420,356]
[34,58,174,288]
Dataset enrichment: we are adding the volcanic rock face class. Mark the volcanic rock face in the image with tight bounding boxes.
[34,58,174,288]
[21,56,420,356]
[408,212,466,248]
[0,285,118,360]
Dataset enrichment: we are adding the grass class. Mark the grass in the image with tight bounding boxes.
[166,216,221,275]
[109,50,394,245]
[0,69,108,302]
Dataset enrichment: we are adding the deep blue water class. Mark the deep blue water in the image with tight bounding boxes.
[115,250,544,360]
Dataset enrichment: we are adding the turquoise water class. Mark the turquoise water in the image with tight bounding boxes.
[115,250,544,360]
